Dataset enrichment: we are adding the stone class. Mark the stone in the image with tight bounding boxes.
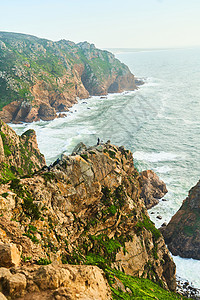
[140,170,168,209]
[161,180,200,259]
[4,273,26,298]
[0,292,7,300]
[0,243,21,268]
[0,134,176,292]
[33,264,72,290]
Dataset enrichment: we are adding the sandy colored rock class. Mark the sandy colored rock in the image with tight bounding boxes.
[140,170,168,209]
[4,273,26,298]
[0,292,7,300]
[0,243,21,268]
[0,126,176,293]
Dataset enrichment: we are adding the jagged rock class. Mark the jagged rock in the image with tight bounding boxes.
[161,180,200,259]
[0,243,21,268]
[4,273,26,298]
[38,103,57,121]
[0,120,45,176]
[140,170,168,209]
[0,124,176,294]
[0,264,112,299]
[72,142,87,155]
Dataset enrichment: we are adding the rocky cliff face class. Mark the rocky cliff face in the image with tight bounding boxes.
[161,180,200,260]
[0,136,176,297]
[140,170,168,209]
[0,32,137,123]
[0,120,45,182]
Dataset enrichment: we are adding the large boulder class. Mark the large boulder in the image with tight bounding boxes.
[0,264,112,300]
[0,243,21,268]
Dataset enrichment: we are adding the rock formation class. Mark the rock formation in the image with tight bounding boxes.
[0,121,180,298]
[161,180,200,260]
[0,120,45,182]
[0,264,112,299]
[0,32,137,123]
[140,170,168,209]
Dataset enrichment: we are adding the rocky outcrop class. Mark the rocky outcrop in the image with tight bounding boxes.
[0,263,112,299]
[0,32,137,123]
[161,180,200,260]
[0,120,45,180]
[0,243,21,268]
[0,138,176,293]
[140,170,168,209]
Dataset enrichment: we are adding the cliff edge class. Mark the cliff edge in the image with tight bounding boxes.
[0,32,137,123]
[0,121,181,299]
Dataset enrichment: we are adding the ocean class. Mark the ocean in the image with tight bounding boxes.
[10,47,200,288]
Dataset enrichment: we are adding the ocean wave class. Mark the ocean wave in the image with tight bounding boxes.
[172,255,200,289]
[153,165,172,173]
[133,151,183,163]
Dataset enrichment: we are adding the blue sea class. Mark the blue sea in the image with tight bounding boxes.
[11,47,200,288]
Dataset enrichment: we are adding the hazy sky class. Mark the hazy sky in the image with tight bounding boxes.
[1,0,200,49]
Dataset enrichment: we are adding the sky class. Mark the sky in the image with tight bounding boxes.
[1,0,200,49]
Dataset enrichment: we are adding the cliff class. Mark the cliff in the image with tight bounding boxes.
[0,121,188,299]
[0,32,137,123]
[0,120,45,182]
[161,180,200,260]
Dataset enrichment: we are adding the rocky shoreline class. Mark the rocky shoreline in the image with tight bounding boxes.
[0,120,187,299]
[176,276,200,299]
[0,32,139,124]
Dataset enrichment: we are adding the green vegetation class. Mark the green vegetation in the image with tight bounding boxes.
[21,255,32,263]
[135,214,161,241]
[0,163,16,183]
[42,172,55,184]
[106,268,187,300]
[1,192,9,198]
[80,153,88,161]
[37,258,52,265]
[0,32,130,110]
[103,148,117,159]
[0,132,11,156]
[10,178,41,220]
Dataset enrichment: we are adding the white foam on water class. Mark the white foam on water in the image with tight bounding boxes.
[172,255,200,289]
[133,151,183,163]
[153,165,172,174]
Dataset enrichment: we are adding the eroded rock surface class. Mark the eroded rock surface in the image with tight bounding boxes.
[0,264,112,300]
[161,180,200,259]
[0,120,45,178]
[0,140,176,294]
[140,170,168,209]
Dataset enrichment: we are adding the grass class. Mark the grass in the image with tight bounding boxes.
[37,258,52,265]
[106,268,187,300]
[135,214,161,241]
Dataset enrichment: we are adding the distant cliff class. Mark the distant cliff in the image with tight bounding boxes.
[161,180,200,260]
[0,32,137,123]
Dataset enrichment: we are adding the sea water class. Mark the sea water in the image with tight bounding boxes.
[10,47,200,288]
